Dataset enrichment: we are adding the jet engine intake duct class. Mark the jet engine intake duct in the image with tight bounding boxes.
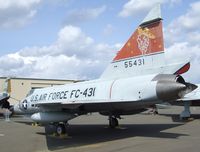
[153,74,188,101]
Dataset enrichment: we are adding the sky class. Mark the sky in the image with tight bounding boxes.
[0,0,200,83]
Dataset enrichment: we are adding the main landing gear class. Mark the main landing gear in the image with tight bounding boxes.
[109,116,119,128]
[56,124,66,135]
[53,122,69,136]
[180,101,191,119]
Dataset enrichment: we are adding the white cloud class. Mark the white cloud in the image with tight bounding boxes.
[0,25,120,80]
[176,1,200,31]
[0,54,24,70]
[165,42,199,62]
[103,24,115,36]
[187,31,200,44]
[56,26,94,57]
[19,26,94,58]
[3,0,199,83]
[0,0,42,28]
[119,0,181,17]
[163,1,200,83]
[64,5,106,24]
[165,1,200,46]
[165,42,200,83]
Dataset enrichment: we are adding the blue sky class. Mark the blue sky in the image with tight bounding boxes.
[0,0,190,53]
[0,0,200,83]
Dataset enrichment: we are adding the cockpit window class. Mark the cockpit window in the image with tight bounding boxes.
[26,89,35,97]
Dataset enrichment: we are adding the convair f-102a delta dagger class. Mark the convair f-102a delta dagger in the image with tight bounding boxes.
[14,5,197,135]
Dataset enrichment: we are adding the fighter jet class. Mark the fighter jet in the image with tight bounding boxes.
[14,5,197,135]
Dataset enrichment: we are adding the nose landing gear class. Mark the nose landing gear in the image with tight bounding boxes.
[52,122,69,136]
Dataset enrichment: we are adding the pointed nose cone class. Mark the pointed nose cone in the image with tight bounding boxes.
[178,83,198,98]
[174,83,187,90]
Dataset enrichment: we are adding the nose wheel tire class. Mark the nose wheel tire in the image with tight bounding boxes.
[109,117,119,128]
[56,124,66,135]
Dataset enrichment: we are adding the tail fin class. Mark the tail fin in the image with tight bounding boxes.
[100,4,189,79]
[114,4,163,62]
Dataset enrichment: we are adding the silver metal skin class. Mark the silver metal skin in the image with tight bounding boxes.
[156,81,186,100]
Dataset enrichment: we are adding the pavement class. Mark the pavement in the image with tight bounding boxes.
[0,106,200,152]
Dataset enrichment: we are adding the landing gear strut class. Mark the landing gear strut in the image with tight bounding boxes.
[180,101,191,119]
[109,116,119,128]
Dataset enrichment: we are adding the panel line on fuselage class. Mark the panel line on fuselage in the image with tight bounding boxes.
[109,79,117,99]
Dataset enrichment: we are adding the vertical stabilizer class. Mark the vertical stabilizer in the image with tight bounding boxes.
[141,4,161,25]
[101,4,165,79]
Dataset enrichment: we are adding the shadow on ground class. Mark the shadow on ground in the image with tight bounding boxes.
[158,113,200,122]
[39,123,187,151]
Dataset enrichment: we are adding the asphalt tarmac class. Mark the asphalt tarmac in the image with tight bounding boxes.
[1,106,200,152]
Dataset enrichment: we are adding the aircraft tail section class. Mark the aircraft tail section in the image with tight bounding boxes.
[100,4,189,79]
[113,5,163,62]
